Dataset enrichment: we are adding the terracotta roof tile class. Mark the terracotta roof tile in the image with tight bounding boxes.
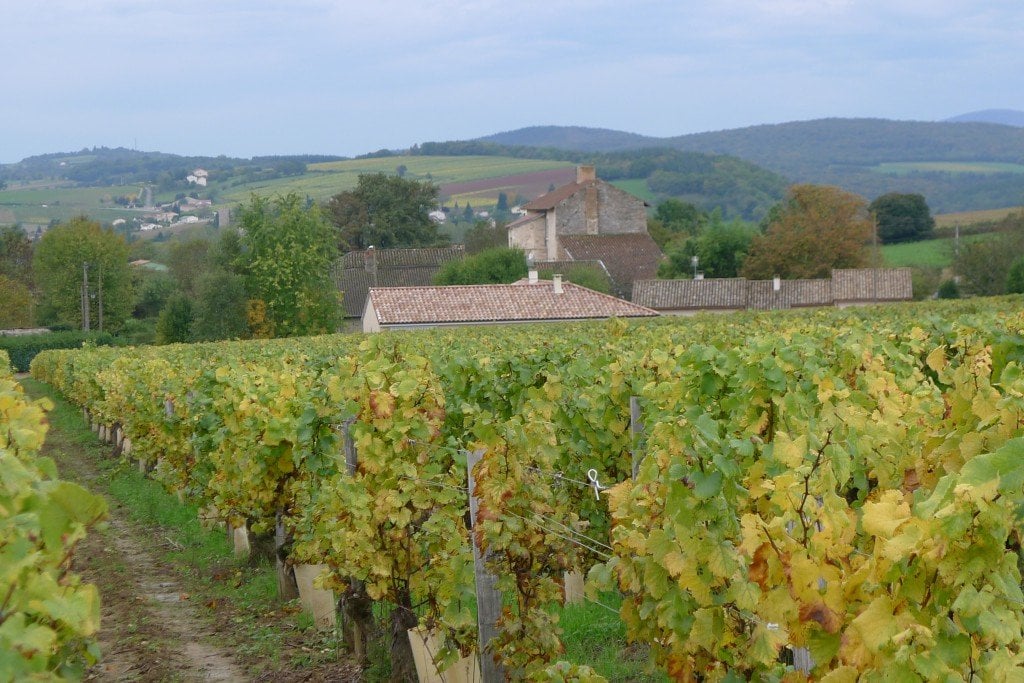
[831,268,913,302]
[632,278,748,310]
[633,269,910,312]
[781,279,833,307]
[366,282,658,326]
[747,280,789,310]
[523,181,591,211]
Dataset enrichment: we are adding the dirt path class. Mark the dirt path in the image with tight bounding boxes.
[41,420,249,681]
[27,381,361,682]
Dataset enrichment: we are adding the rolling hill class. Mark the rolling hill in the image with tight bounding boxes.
[479,118,1024,213]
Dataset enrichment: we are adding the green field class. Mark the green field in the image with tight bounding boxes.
[873,161,1024,175]
[611,179,657,205]
[881,233,991,269]
[0,184,148,225]
[934,206,1024,230]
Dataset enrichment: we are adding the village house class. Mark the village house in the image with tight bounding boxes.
[362,272,659,333]
[632,268,912,315]
[507,165,663,300]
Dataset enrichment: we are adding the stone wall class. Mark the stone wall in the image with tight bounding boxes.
[555,181,646,236]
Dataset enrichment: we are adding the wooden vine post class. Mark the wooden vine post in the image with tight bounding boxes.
[466,448,506,682]
[339,417,373,668]
[630,395,642,479]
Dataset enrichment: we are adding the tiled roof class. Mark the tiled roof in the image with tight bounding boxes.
[781,279,833,307]
[831,268,913,302]
[366,282,659,327]
[559,233,664,300]
[339,246,464,269]
[524,181,591,211]
[633,269,910,312]
[632,278,748,310]
[333,246,464,317]
[506,213,543,229]
[747,280,789,310]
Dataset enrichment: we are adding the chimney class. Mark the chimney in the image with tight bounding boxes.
[553,274,563,294]
[576,165,596,183]
[364,246,376,274]
[773,276,781,292]
[528,269,538,284]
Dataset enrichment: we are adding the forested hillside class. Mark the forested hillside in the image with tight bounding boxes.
[480,118,1024,212]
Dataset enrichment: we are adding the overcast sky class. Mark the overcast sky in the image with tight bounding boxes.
[2,0,1021,162]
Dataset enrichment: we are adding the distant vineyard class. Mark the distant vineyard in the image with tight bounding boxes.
[30,297,1024,679]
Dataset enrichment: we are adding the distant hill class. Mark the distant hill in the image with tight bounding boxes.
[0,146,344,187]
[478,126,664,153]
[478,118,1024,212]
[945,109,1024,127]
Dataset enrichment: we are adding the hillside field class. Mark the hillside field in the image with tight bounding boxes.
[873,161,1024,175]
[0,184,147,226]
[216,156,575,209]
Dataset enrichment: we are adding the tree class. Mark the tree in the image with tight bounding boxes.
[239,194,341,337]
[463,203,475,222]
[33,216,132,331]
[496,192,510,214]
[659,216,756,279]
[1007,256,1024,294]
[539,265,612,293]
[648,200,709,251]
[155,293,194,344]
[167,237,211,296]
[193,270,249,341]
[954,212,1024,296]
[325,173,444,251]
[132,272,177,319]
[434,247,527,285]
[464,220,508,255]
[741,185,873,280]
[869,193,935,244]
[0,274,33,328]
[0,225,33,286]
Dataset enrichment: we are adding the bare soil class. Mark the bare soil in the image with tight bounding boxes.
[33,384,362,682]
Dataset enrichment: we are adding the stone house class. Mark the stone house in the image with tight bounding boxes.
[507,165,663,300]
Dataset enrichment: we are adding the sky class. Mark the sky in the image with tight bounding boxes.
[2,0,1022,163]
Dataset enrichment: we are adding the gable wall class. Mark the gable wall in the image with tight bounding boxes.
[555,181,646,237]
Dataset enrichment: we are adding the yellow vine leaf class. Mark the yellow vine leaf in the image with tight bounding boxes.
[861,490,911,538]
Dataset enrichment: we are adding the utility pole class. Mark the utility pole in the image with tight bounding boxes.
[82,262,90,331]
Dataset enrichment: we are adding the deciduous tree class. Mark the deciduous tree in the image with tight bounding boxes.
[239,194,340,337]
[434,247,526,285]
[659,215,756,279]
[33,216,132,331]
[167,237,211,296]
[955,212,1024,296]
[0,225,33,286]
[325,174,444,251]
[155,293,195,344]
[0,274,33,328]
[741,185,873,280]
[869,192,935,243]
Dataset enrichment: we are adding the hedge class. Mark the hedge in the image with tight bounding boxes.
[0,331,119,373]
